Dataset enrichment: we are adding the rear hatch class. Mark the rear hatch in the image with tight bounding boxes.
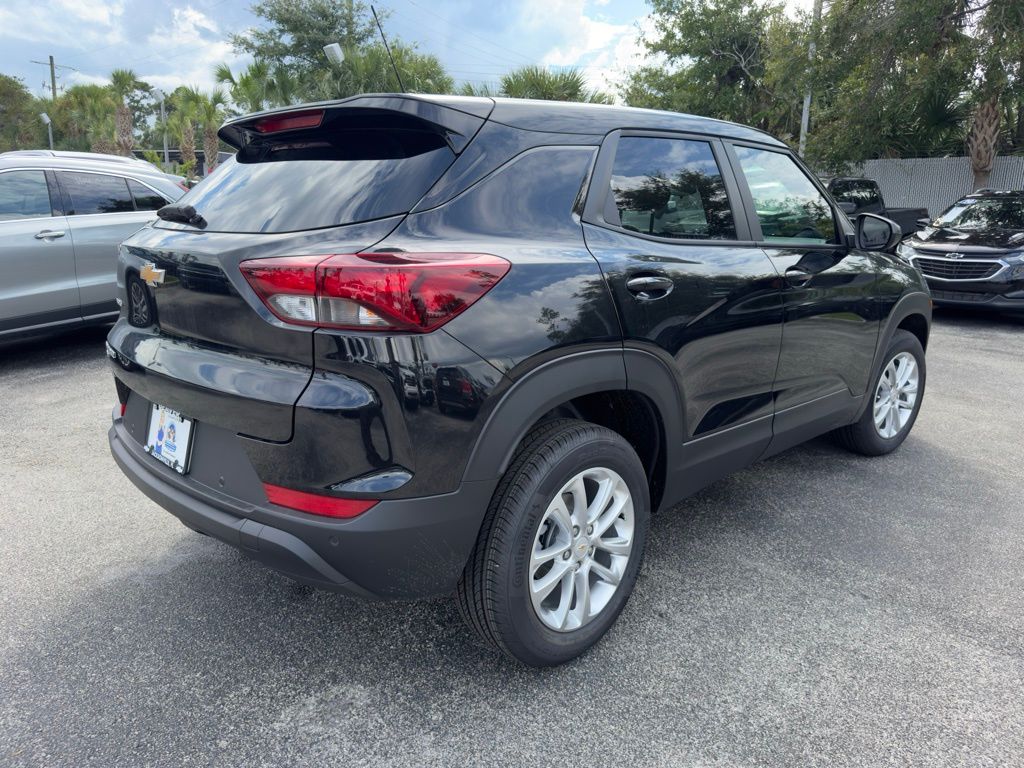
[112,96,490,441]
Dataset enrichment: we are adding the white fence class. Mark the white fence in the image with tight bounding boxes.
[849,156,1024,218]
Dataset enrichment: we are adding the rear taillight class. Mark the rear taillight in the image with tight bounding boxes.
[263,483,377,518]
[239,253,510,333]
[176,180,189,192]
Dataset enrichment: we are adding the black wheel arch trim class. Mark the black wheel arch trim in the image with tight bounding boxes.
[461,346,685,485]
[857,290,931,418]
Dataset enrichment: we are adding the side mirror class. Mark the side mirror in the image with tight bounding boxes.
[838,201,857,215]
[855,213,901,251]
[916,217,931,228]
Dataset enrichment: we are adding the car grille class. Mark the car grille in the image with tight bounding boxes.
[913,257,1001,281]
[929,289,994,303]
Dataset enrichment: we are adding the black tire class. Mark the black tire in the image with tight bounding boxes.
[456,419,650,667]
[833,329,926,456]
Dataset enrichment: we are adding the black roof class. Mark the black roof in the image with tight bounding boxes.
[221,93,786,149]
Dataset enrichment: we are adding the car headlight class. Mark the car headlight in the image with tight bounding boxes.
[895,242,916,262]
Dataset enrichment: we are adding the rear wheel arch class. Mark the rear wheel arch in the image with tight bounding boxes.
[462,348,683,512]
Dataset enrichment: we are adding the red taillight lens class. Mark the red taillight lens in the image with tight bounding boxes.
[239,253,510,333]
[251,109,324,134]
[263,483,376,518]
[176,180,189,192]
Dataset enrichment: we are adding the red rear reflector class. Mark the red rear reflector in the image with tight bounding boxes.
[263,483,377,519]
[252,110,324,134]
[239,253,510,333]
[119,402,127,417]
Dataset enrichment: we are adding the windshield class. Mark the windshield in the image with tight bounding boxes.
[935,198,1024,231]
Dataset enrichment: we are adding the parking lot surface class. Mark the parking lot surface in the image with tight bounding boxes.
[1,311,1023,767]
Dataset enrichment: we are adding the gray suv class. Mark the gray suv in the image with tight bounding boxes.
[0,152,184,340]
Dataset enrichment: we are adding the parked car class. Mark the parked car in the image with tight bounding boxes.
[896,189,1024,312]
[106,95,931,666]
[435,366,484,415]
[0,153,185,340]
[826,177,929,238]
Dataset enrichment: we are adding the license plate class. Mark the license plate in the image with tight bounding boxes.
[145,404,195,474]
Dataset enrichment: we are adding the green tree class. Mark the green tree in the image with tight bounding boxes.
[51,83,117,152]
[460,66,611,103]
[231,0,379,87]
[215,60,301,113]
[313,43,453,99]
[622,0,804,138]
[0,75,45,151]
[109,68,144,155]
[183,88,229,173]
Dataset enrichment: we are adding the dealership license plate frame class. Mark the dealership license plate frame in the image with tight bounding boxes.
[144,403,196,475]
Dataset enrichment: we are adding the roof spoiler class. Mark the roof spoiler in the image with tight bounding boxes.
[218,94,494,155]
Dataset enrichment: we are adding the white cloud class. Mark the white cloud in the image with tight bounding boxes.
[0,0,126,48]
[138,7,246,92]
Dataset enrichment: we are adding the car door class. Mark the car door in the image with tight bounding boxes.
[0,168,80,335]
[55,170,165,319]
[582,132,784,490]
[726,143,880,452]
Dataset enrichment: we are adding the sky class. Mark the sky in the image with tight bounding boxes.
[0,0,815,99]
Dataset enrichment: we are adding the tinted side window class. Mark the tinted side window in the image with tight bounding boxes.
[609,137,737,240]
[59,172,134,215]
[128,179,167,211]
[829,179,881,212]
[735,147,837,244]
[0,170,52,221]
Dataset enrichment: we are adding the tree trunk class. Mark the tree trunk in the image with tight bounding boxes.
[180,124,196,169]
[115,104,133,156]
[203,127,219,175]
[966,95,1001,191]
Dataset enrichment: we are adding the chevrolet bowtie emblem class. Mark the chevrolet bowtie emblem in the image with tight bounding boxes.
[140,263,165,287]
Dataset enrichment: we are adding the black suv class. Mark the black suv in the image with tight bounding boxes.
[896,189,1024,313]
[107,95,931,666]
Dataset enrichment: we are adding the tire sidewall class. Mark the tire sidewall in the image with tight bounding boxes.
[496,432,650,666]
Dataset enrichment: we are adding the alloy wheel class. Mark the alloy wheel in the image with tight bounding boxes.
[529,467,635,632]
[873,351,919,439]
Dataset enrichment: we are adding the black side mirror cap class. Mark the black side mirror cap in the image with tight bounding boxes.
[855,213,901,251]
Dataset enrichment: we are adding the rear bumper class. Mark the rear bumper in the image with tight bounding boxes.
[108,414,495,599]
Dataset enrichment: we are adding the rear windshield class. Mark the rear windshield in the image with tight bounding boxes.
[162,111,456,234]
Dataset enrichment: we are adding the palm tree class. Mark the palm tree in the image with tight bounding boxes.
[498,66,612,104]
[215,61,300,113]
[53,84,117,151]
[967,94,1002,190]
[108,68,142,155]
[167,104,197,177]
[184,88,228,174]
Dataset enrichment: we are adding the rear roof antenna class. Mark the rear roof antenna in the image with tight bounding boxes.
[371,5,405,93]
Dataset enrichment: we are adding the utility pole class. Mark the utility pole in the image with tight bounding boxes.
[31,56,75,100]
[798,0,824,158]
[154,89,169,166]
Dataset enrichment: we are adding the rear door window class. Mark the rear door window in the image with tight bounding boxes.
[58,172,135,215]
[734,147,838,244]
[128,179,168,211]
[0,170,53,221]
[166,112,457,234]
[607,137,737,240]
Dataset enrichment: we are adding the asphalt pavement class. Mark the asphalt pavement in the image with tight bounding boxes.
[1,310,1023,767]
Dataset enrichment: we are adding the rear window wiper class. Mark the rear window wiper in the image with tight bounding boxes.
[157,203,207,228]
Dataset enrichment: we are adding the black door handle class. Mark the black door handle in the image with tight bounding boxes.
[784,266,814,287]
[626,275,674,301]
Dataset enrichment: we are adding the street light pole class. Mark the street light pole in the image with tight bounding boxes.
[39,113,53,150]
[798,0,824,158]
[154,89,168,166]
